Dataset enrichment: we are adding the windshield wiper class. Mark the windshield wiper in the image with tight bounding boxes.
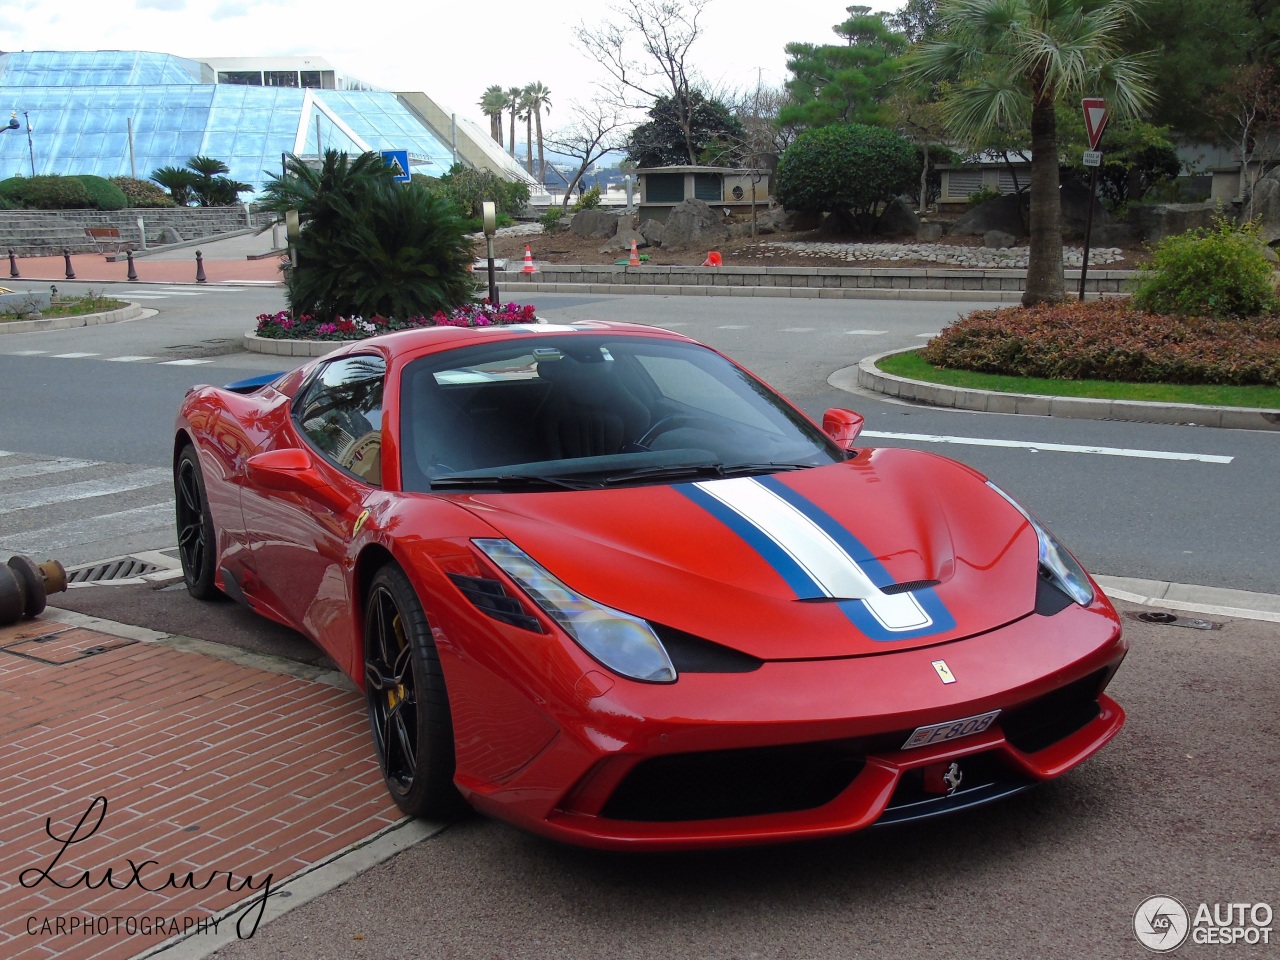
[429,473,601,491]
[603,462,814,485]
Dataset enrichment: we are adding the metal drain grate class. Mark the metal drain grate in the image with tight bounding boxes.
[67,558,162,583]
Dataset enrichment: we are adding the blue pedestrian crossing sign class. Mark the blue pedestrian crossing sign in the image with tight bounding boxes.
[381,150,411,183]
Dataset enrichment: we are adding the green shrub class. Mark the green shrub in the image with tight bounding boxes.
[72,175,128,211]
[1130,217,1279,320]
[1,175,94,209]
[921,300,1280,385]
[571,185,602,211]
[538,206,565,231]
[967,186,1002,208]
[775,123,915,222]
[109,176,175,207]
[435,165,529,220]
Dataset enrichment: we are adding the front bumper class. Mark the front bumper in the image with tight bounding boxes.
[455,600,1126,851]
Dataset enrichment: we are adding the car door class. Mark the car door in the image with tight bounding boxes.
[241,354,387,655]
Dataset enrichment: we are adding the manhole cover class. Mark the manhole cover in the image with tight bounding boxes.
[67,558,161,583]
[1128,610,1222,630]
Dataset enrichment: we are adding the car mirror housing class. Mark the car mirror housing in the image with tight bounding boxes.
[822,408,864,450]
[246,448,347,510]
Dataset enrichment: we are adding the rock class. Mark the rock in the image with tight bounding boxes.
[984,230,1016,249]
[1059,181,1113,238]
[599,228,647,254]
[569,208,620,239]
[1130,202,1218,243]
[755,206,796,234]
[153,225,183,245]
[877,197,920,237]
[917,222,944,241]
[1090,222,1142,247]
[638,219,665,246]
[659,198,729,252]
[1252,170,1280,244]
[950,193,1024,237]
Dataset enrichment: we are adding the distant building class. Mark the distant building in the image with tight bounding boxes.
[0,50,533,195]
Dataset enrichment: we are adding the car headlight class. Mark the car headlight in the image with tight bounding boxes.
[986,483,1094,607]
[474,539,677,683]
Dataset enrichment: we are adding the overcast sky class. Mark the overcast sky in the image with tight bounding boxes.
[0,0,898,131]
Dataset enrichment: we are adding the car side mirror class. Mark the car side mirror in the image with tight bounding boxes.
[822,408,864,451]
[246,448,347,510]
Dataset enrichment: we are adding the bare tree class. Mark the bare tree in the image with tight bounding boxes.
[542,101,633,208]
[1207,64,1280,218]
[574,0,711,164]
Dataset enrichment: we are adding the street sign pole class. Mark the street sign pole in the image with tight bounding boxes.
[1078,99,1109,301]
[1079,163,1100,300]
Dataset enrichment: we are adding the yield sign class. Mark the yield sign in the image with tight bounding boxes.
[1082,98,1109,151]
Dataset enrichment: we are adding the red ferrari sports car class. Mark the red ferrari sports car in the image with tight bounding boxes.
[174,320,1126,850]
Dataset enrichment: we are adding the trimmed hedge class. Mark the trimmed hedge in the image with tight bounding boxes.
[921,300,1280,386]
[72,175,128,211]
[0,174,132,210]
[109,176,175,208]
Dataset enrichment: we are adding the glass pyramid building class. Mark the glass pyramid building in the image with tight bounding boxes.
[0,50,524,195]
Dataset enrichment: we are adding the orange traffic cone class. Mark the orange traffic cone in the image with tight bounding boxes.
[701,250,722,267]
[522,245,536,274]
[628,238,640,267]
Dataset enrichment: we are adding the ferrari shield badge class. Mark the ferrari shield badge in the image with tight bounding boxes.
[353,509,370,537]
[931,659,956,684]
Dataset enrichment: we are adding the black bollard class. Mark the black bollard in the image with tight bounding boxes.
[8,248,18,279]
[126,250,138,282]
[63,249,76,280]
[195,250,207,284]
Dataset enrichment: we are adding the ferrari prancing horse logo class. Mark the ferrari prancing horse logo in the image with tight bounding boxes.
[931,659,956,684]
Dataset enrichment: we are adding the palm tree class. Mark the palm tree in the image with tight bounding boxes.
[523,82,552,183]
[479,85,507,146]
[505,87,524,158]
[906,0,1152,305]
[519,89,535,175]
[150,166,198,206]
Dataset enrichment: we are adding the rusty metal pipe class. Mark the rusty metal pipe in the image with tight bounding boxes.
[0,555,68,625]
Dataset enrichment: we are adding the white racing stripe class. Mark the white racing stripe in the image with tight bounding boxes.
[694,477,932,632]
[861,430,1234,464]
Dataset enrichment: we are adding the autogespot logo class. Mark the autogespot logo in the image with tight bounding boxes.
[1134,896,1191,953]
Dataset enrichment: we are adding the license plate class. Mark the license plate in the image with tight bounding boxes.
[902,709,1001,750]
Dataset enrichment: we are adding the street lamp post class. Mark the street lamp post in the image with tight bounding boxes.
[23,111,34,176]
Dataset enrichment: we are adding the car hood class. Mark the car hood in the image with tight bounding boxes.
[455,448,1041,659]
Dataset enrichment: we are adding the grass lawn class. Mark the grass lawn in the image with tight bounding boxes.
[0,294,128,322]
[877,349,1280,410]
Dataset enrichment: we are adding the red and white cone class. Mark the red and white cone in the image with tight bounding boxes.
[522,245,536,274]
[628,238,640,267]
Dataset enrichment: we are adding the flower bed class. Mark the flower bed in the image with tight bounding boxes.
[255,301,539,341]
[921,300,1280,386]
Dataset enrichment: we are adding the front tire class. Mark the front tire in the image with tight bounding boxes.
[363,564,465,818]
[175,445,220,600]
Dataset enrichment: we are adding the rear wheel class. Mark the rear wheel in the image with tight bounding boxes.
[174,445,220,600]
[363,564,465,818]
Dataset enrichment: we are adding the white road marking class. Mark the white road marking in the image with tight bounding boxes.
[0,502,173,554]
[51,352,99,358]
[0,468,171,512]
[159,358,214,366]
[5,349,47,355]
[915,332,940,338]
[844,329,887,336]
[105,355,156,362]
[717,324,749,330]
[0,456,99,480]
[861,430,1234,464]
[781,327,814,333]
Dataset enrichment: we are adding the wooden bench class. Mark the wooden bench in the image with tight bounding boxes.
[84,226,126,255]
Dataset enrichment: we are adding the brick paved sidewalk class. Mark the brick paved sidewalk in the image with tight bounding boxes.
[0,609,401,960]
[8,251,284,286]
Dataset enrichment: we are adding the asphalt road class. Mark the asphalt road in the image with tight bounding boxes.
[0,284,1275,591]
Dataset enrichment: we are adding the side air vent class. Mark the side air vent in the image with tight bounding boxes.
[649,623,763,673]
[880,579,942,595]
[447,574,544,633]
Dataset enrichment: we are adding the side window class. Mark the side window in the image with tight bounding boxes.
[295,355,386,486]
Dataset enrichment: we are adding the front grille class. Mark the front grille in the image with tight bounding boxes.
[601,742,867,822]
[876,752,1033,826]
[1001,669,1107,753]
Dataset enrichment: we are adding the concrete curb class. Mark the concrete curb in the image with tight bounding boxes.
[852,347,1280,432]
[0,300,143,335]
[243,330,333,358]
[496,278,1027,302]
[1094,576,1280,624]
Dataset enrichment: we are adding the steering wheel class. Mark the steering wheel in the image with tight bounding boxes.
[635,414,719,449]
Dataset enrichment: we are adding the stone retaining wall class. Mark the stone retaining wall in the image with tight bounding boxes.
[493,264,1135,299]
[1,208,273,256]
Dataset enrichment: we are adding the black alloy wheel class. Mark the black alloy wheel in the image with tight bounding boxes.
[363,564,465,819]
[175,445,220,600]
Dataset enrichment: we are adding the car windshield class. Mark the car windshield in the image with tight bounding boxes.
[398,334,844,492]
